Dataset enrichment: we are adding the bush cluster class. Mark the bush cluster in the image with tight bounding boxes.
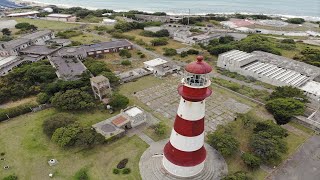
[0,102,38,122]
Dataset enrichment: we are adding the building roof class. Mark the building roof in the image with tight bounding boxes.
[112,116,129,127]
[7,11,39,17]
[2,38,30,49]
[49,56,87,80]
[90,75,109,84]
[300,81,320,97]
[47,13,74,18]
[185,56,212,74]
[103,18,117,22]
[124,107,143,117]
[82,40,132,52]
[20,45,59,55]
[22,30,52,40]
[0,56,19,67]
[55,47,87,57]
[144,58,167,67]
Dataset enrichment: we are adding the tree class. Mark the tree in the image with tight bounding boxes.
[222,171,251,180]
[241,153,261,169]
[163,48,177,56]
[51,89,95,111]
[100,71,120,85]
[1,28,11,36]
[74,168,89,180]
[266,98,305,125]
[51,125,81,147]
[250,131,287,163]
[75,128,105,148]
[84,58,111,76]
[151,38,168,46]
[207,130,239,157]
[15,22,38,31]
[155,29,170,37]
[269,86,308,102]
[109,93,129,110]
[208,44,235,55]
[43,113,77,137]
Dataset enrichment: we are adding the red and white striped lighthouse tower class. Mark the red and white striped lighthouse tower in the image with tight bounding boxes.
[163,56,212,177]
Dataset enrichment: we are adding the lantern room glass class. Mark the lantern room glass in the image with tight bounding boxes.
[184,72,209,87]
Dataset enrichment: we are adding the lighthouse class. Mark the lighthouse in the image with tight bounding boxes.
[163,56,212,177]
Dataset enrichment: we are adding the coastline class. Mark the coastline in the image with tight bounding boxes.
[10,0,320,22]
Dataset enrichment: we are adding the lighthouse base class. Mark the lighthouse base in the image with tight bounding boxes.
[139,139,228,180]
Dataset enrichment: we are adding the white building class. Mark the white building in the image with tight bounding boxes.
[218,50,320,101]
[173,30,221,45]
[0,56,20,76]
[46,14,76,22]
[7,11,39,17]
[102,18,117,25]
[144,58,180,77]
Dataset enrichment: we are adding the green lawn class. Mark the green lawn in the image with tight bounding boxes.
[13,18,81,30]
[70,32,111,44]
[0,108,148,180]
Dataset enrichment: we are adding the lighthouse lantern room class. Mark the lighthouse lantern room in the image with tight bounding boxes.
[163,56,213,177]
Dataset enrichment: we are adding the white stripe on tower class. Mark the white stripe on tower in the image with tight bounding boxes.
[169,129,205,152]
[177,98,205,121]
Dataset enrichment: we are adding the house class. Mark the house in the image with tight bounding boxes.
[118,68,151,83]
[92,106,147,139]
[144,58,180,77]
[46,14,77,22]
[0,30,55,56]
[82,40,133,56]
[173,30,221,45]
[6,11,39,17]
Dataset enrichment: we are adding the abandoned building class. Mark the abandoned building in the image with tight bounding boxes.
[46,38,72,47]
[46,13,77,22]
[117,68,151,83]
[90,75,112,101]
[93,106,147,139]
[82,40,133,56]
[144,58,180,77]
[135,14,182,23]
[0,56,20,76]
[217,50,320,101]
[0,30,55,56]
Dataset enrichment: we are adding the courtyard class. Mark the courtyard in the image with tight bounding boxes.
[134,76,252,132]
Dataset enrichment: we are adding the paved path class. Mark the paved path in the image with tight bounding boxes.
[136,131,155,145]
[268,135,320,180]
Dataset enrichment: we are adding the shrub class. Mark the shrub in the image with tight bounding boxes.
[153,122,167,136]
[269,86,307,102]
[163,48,177,56]
[84,58,111,76]
[121,60,132,66]
[74,128,106,148]
[119,49,132,58]
[207,130,239,157]
[140,54,146,58]
[2,175,18,180]
[113,168,120,174]
[57,30,83,38]
[109,93,129,110]
[151,38,168,46]
[222,171,251,180]
[74,168,89,180]
[51,124,81,147]
[180,51,188,57]
[122,168,131,174]
[0,102,38,122]
[286,18,305,24]
[43,113,77,137]
[117,158,128,169]
[241,153,262,169]
[187,49,199,55]
[281,39,295,44]
[37,92,50,104]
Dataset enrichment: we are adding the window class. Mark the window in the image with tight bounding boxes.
[184,73,208,87]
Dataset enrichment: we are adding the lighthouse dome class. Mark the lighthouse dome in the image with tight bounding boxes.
[185,56,212,74]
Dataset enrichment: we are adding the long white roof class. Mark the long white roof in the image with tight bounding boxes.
[301,81,320,97]
[144,58,167,67]
[0,56,18,67]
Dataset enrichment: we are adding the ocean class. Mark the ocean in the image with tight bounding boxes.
[0,0,23,8]
[5,0,320,18]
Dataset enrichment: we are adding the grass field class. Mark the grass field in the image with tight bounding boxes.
[14,18,81,31]
[70,32,111,44]
[0,96,37,109]
[0,109,148,180]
